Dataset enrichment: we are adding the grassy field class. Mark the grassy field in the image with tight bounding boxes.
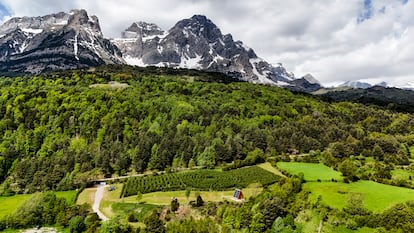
[304,180,414,212]
[277,162,343,181]
[112,202,160,221]
[258,162,286,177]
[76,188,96,209]
[124,188,262,205]
[0,190,78,218]
[95,182,263,218]
[55,190,78,204]
[0,194,32,218]
[391,169,412,180]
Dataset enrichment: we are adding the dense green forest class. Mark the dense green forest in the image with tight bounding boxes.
[0,65,413,195]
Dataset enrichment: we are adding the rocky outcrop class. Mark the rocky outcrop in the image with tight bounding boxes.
[0,9,123,73]
[112,15,317,88]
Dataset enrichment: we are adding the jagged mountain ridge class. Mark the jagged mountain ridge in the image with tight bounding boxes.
[112,15,319,89]
[0,9,123,73]
[0,10,320,91]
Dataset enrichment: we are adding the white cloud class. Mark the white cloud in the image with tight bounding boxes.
[0,0,413,86]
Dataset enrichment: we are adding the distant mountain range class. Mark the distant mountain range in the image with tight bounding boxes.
[0,9,319,92]
[0,9,411,93]
[337,80,414,91]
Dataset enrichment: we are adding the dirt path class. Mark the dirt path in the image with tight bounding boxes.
[93,184,109,221]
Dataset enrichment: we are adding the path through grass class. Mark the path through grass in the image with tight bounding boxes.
[258,162,286,177]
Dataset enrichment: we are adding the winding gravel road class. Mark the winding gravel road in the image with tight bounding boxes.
[93,184,109,221]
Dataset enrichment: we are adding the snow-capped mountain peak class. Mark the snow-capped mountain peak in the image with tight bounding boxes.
[0,9,123,73]
[339,81,372,89]
[113,14,318,90]
[0,11,320,92]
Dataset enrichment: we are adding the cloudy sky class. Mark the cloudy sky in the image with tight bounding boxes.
[0,0,413,87]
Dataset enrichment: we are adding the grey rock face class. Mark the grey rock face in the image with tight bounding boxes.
[113,15,318,88]
[0,10,320,92]
[0,9,123,73]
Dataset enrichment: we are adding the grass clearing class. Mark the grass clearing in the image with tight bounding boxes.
[121,188,262,205]
[296,210,321,233]
[0,194,32,218]
[99,182,262,218]
[304,180,414,212]
[76,188,96,207]
[100,184,124,218]
[277,162,343,181]
[55,190,78,204]
[98,166,268,219]
[258,162,286,177]
[0,190,77,218]
[112,202,160,221]
[391,169,413,180]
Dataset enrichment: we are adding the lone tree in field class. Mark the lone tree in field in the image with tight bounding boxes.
[196,194,204,207]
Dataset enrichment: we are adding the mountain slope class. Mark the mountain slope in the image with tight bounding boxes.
[112,15,319,90]
[0,9,123,73]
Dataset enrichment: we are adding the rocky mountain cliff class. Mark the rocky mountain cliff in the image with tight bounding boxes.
[0,9,123,73]
[112,15,319,90]
[0,10,320,91]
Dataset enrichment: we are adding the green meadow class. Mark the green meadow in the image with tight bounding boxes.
[277,162,414,213]
[0,190,78,218]
[0,194,32,218]
[276,162,343,181]
[304,180,414,212]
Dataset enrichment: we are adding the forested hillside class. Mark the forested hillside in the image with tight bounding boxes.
[0,65,413,194]
[320,86,414,113]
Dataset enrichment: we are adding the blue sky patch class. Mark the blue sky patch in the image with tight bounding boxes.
[357,0,373,23]
[0,3,10,20]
